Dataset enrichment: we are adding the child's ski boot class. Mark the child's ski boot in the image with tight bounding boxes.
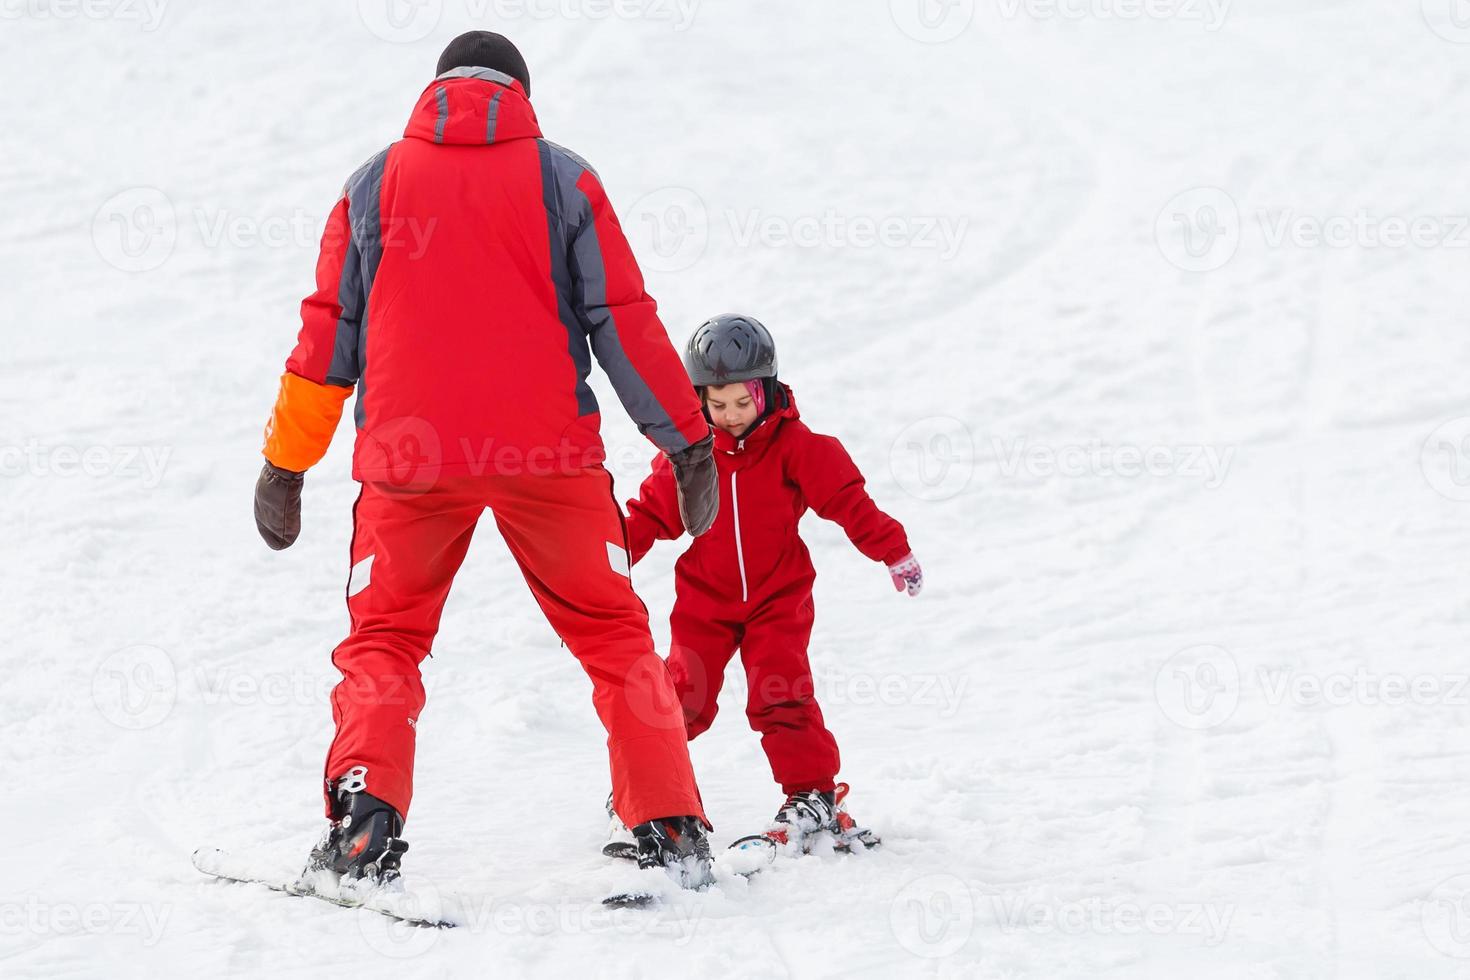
[728,782,880,864]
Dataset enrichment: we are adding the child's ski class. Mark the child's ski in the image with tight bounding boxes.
[724,821,882,874]
[191,847,456,928]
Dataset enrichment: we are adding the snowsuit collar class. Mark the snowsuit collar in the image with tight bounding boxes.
[404,69,543,146]
[712,384,800,455]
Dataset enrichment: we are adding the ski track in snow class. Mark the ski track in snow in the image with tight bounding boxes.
[6,1,1470,977]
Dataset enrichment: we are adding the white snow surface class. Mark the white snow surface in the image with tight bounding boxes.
[6,1,1470,977]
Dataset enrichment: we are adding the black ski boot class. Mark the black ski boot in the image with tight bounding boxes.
[631,816,713,889]
[770,789,838,845]
[302,779,408,890]
[770,784,880,851]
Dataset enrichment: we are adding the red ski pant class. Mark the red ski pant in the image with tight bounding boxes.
[664,583,840,795]
[323,469,705,828]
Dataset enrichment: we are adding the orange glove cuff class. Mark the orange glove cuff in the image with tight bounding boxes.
[262,372,353,472]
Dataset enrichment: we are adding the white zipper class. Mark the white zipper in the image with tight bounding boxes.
[730,469,749,603]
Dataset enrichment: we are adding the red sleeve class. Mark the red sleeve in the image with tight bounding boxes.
[785,421,911,565]
[285,194,358,386]
[571,171,709,454]
[263,194,357,471]
[624,454,685,564]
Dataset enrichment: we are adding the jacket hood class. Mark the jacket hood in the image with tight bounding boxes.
[712,383,799,455]
[404,67,542,146]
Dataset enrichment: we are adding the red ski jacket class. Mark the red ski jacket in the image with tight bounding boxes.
[262,67,708,482]
[625,386,911,608]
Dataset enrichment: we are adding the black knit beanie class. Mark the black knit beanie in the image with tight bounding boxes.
[435,31,530,95]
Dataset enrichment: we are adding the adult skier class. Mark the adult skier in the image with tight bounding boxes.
[251,31,719,892]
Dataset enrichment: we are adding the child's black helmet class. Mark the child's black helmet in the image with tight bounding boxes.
[684,314,777,386]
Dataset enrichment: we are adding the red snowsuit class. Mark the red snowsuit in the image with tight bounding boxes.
[625,386,911,794]
[264,68,710,828]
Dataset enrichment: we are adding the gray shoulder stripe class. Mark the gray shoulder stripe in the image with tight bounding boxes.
[486,90,503,144]
[433,86,449,144]
[540,139,600,181]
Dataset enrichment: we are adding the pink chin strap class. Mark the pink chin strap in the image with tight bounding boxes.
[744,379,767,415]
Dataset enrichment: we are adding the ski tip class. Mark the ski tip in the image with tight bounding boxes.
[191,846,228,874]
[602,892,660,910]
[727,834,778,853]
[602,840,639,862]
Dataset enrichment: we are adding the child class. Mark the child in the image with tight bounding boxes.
[620,313,924,851]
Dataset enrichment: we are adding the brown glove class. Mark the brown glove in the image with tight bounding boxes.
[668,434,718,537]
[254,461,304,550]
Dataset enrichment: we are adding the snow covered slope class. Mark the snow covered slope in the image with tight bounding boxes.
[6,1,1470,976]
